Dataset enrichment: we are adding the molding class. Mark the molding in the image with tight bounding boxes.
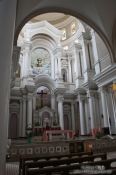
[94,64,116,87]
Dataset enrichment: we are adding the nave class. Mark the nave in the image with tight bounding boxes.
[6,152,116,175]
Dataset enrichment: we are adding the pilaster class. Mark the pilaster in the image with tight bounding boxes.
[54,47,63,82]
[19,99,23,137]
[78,94,86,135]
[87,90,99,131]
[22,41,32,86]
[73,43,84,87]
[27,93,33,128]
[71,101,75,131]
[80,32,95,81]
[91,30,101,74]
[11,46,21,87]
[100,87,110,128]
[57,95,64,129]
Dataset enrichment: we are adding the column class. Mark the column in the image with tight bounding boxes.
[22,96,27,136]
[91,30,101,74]
[71,102,75,131]
[33,95,36,111]
[51,54,55,79]
[100,87,109,128]
[80,32,94,80]
[51,92,56,110]
[19,100,23,137]
[73,44,82,78]
[21,41,31,85]
[73,44,83,87]
[85,99,90,134]
[87,91,96,131]
[112,90,116,133]
[68,56,72,83]
[11,46,21,86]
[78,95,85,135]
[54,55,58,80]
[54,47,62,81]
[0,0,17,174]
[57,95,64,129]
[27,94,33,128]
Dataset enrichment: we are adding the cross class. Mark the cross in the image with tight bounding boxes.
[37,90,47,107]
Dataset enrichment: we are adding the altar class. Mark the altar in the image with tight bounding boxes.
[43,130,75,141]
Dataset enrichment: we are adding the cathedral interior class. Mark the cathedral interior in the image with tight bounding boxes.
[9,13,116,139]
[0,1,116,174]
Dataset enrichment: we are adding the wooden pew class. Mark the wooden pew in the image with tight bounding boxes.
[19,151,93,175]
[24,153,107,175]
[26,158,116,175]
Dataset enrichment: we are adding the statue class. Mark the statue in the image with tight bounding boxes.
[36,58,42,67]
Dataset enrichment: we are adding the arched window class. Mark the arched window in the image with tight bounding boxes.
[61,28,66,40]
[71,22,76,35]
[62,69,67,82]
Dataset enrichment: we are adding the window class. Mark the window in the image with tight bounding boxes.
[71,22,76,35]
[61,29,66,40]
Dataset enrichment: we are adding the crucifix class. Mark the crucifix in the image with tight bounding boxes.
[37,90,47,107]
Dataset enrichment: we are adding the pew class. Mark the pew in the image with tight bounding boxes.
[23,153,107,175]
[26,158,116,175]
[19,151,93,175]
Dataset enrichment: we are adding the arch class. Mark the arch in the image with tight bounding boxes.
[14,6,115,62]
[35,74,55,92]
[61,69,67,82]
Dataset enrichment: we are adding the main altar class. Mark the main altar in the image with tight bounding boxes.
[32,86,61,137]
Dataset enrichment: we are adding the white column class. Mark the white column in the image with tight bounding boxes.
[80,32,93,81]
[68,58,72,83]
[11,46,21,84]
[88,91,96,130]
[0,0,17,174]
[21,41,31,85]
[19,100,23,137]
[51,54,55,79]
[85,99,90,134]
[51,92,56,110]
[91,30,101,74]
[73,44,82,78]
[100,88,109,128]
[22,96,27,136]
[33,95,36,111]
[54,56,58,79]
[71,102,75,131]
[57,95,64,129]
[78,95,85,135]
[54,47,62,81]
[27,94,33,128]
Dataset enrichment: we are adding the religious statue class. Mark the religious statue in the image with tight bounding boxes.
[36,58,42,67]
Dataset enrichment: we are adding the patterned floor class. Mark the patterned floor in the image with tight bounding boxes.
[6,152,116,175]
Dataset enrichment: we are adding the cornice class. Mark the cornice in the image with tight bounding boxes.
[93,64,116,87]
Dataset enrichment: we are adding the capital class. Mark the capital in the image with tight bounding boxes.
[57,95,64,102]
[27,93,33,100]
[87,90,98,98]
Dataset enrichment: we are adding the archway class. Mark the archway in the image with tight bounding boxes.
[14,4,115,61]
